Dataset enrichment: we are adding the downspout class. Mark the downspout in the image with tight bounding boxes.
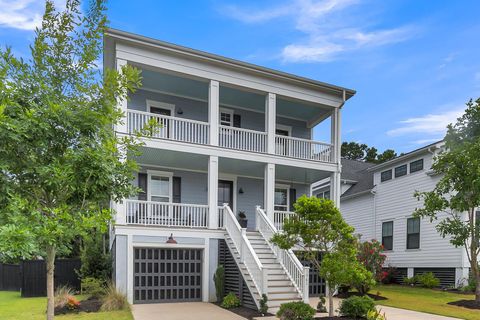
[371,186,377,239]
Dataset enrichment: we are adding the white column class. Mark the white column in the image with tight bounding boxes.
[330,171,341,209]
[330,107,341,163]
[209,80,219,146]
[116,58,128,134]
[202,238,210,302]
[265,93,276,154]
[208,156,219,228]
[264,163,275,221]
[112,200,126,225]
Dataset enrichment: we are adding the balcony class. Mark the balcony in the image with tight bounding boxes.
[127,109,333,163]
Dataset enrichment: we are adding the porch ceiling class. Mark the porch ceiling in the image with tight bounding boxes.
[133,147,209,171]
[276,164,331,184]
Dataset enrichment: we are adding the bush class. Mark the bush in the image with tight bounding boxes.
[381,266,398,284]
[81,277,105,298]
[349,265,376,295]
[403,276,418,286]
[213,265,225,302]
[367,308,387,320]
[316,294,327,313]
[417,272,440,288]
[460,275,477,292]
[339,296,376,318]
[100,283,130,311]
[221,292,241,309]
[66,296,80,310]
[357,240,387,281]
[80,231,112,281]
[276,301,316,320]
[54,285,74,308]
[259,294,269,314]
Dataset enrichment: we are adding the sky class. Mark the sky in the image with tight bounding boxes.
[1,0,480,153]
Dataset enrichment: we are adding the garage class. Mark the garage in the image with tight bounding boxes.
[133,248,202,303]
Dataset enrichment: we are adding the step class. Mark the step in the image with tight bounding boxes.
[268,279,294,286]
[268,291,302,300]
[256,252,276,259]
[257,258,278,264]
[268,286,297,293]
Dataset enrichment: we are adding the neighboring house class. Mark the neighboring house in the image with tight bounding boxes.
[312,141,471,288]
[104,28,355,311]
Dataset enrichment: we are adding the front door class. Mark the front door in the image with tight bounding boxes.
[276,128,290,156]
[218,180,234,210]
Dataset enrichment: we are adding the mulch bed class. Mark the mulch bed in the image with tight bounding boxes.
[335,291,387,301]
[213,302,273,319]
[54,297,102,315]
[433,288,475,295]
[315,317,362,319]
[447,299,480,310]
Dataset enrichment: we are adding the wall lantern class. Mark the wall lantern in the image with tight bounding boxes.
[177,108,184,115]
[238,187,244,194]
[166,233,177,244]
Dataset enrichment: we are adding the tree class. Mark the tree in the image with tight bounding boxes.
[341,141,397,164]
[79,231,112,282]
[376,149,397,163]
[0,1,143,319]
[414,98,480,302]
[271,196,359,316]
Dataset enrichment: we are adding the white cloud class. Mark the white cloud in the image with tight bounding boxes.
[221,0,416,62]
[0,0,65,31]
[387,108,463,137]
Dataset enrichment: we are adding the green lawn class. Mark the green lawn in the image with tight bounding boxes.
[0,291,133,320]
[373,285,478,320]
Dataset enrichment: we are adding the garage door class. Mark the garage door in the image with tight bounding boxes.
[133,248,202,303]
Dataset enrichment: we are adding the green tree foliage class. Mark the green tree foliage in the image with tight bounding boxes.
[271,196,360,316]
[414,98,480,302]
[341,141,397,163]
[79,231,111,281]
[0,1,144,318]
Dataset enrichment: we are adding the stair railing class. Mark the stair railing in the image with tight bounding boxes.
[223,204,268,297]
[256,206,310,303]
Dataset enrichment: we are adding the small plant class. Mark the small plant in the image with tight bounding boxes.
[213,265,225,303]
[403,276,418,286]
[460,275,477,292]
[221,292,241,309]
[276,301,316,320]
[381,266,398,284]
[54,285,74,308]
[367,308,387,320]
[316,294,327,313]
[259,294,268,315]
[81,277,105,298]
[339,296,376,318]
[238,211,247,219]
[100,283,130,311]
[66,296,80,310]
[417,272,440,288]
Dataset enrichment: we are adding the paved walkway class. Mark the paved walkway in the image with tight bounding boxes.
[132,298,460,320]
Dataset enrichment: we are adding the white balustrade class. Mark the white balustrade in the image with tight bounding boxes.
[219,126,267,153]
[126,200,209,228]
[275,135,333,162]
[274,210,296,231]
[218,206,225,228]
[128,110,209,145]
[257,206,309,303]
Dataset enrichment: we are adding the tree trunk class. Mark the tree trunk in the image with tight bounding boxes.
[476,274,480,303]
[328,284,334,317]
[46,245,56,320]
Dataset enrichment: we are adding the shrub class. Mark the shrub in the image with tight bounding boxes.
[100,283,130,311]
[460,275,477,292]
[316,294,327,313]
[403,276,418,286]
[259,294,268,314]
[81,277,105,298]
[276,301,316,320]
[367,308,387,320]
[381,266,398,284]
[339,296,376,318]
[417,272,440,288]
[349,264,376,295]
[357,240,387,281]
[80,231,112,281]
[54,285,74,308]
[213,265,225,302]
[221,292,241,309]
[66,296,80,310]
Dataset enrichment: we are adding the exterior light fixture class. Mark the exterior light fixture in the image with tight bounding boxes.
[166,233,177,244]
[239,187,244,194]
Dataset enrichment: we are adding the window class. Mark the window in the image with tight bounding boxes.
[381,170,392,182]
[316,190,330,199]
[220,108,233,126]
[395,164,407,178]
[382,221,393,250]
[410,159,424,173]
[274,187,289,211]
[407,217,420,249]
[149,174,171,202]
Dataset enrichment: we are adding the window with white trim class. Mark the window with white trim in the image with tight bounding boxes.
[149,174,171,202]
[382,221,393,251]
[274,187,289,211]
[220,108,233,126]
[407,217,420,249]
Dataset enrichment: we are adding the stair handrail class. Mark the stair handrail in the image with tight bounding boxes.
[256,206,310,303]
[223,204,268,297]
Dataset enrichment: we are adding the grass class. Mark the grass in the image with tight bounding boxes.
[373,284,478,320]
[0,291,133,320]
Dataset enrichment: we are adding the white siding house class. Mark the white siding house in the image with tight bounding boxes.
[312,142,470,287]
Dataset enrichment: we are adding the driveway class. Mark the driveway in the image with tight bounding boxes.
[132,302,245,320]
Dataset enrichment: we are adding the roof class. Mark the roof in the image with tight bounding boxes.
[367,140,444,172]
[340,159,375,199]
[104,28,356,100]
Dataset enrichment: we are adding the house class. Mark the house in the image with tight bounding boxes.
[104,28,355,311]
[311,141,471,288]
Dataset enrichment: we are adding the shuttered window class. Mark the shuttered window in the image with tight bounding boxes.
[407,217,420,249]
[382,221,393,250]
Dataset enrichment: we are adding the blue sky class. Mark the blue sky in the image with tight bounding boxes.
[1,0,480,153]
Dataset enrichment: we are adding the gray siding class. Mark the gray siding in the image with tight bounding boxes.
[114,235,128,295]
[341,193,375,241]
[208,239,219,301]
[237,177,264,228]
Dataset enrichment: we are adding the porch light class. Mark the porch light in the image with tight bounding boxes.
[176,108,183,115]
[239,187,244,194]
[166,233,177,244]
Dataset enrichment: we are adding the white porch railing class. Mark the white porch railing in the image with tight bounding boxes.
[275,135,333,162]
[126,200,209,228]
[274,210,296,231]
[218,206,224,229]
[219,126,267,153]
[223,204,268,298]
[128,110,210,145]
[256,207,309,303]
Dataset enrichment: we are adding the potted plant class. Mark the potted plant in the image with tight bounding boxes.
[238,211,248,228]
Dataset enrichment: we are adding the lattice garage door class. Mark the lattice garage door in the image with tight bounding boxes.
[133,248,202,303]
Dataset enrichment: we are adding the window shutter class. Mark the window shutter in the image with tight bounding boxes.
[233,114,241,128]
[138,173,147,200]
[173,177,181,203]
[289,188,296,211]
